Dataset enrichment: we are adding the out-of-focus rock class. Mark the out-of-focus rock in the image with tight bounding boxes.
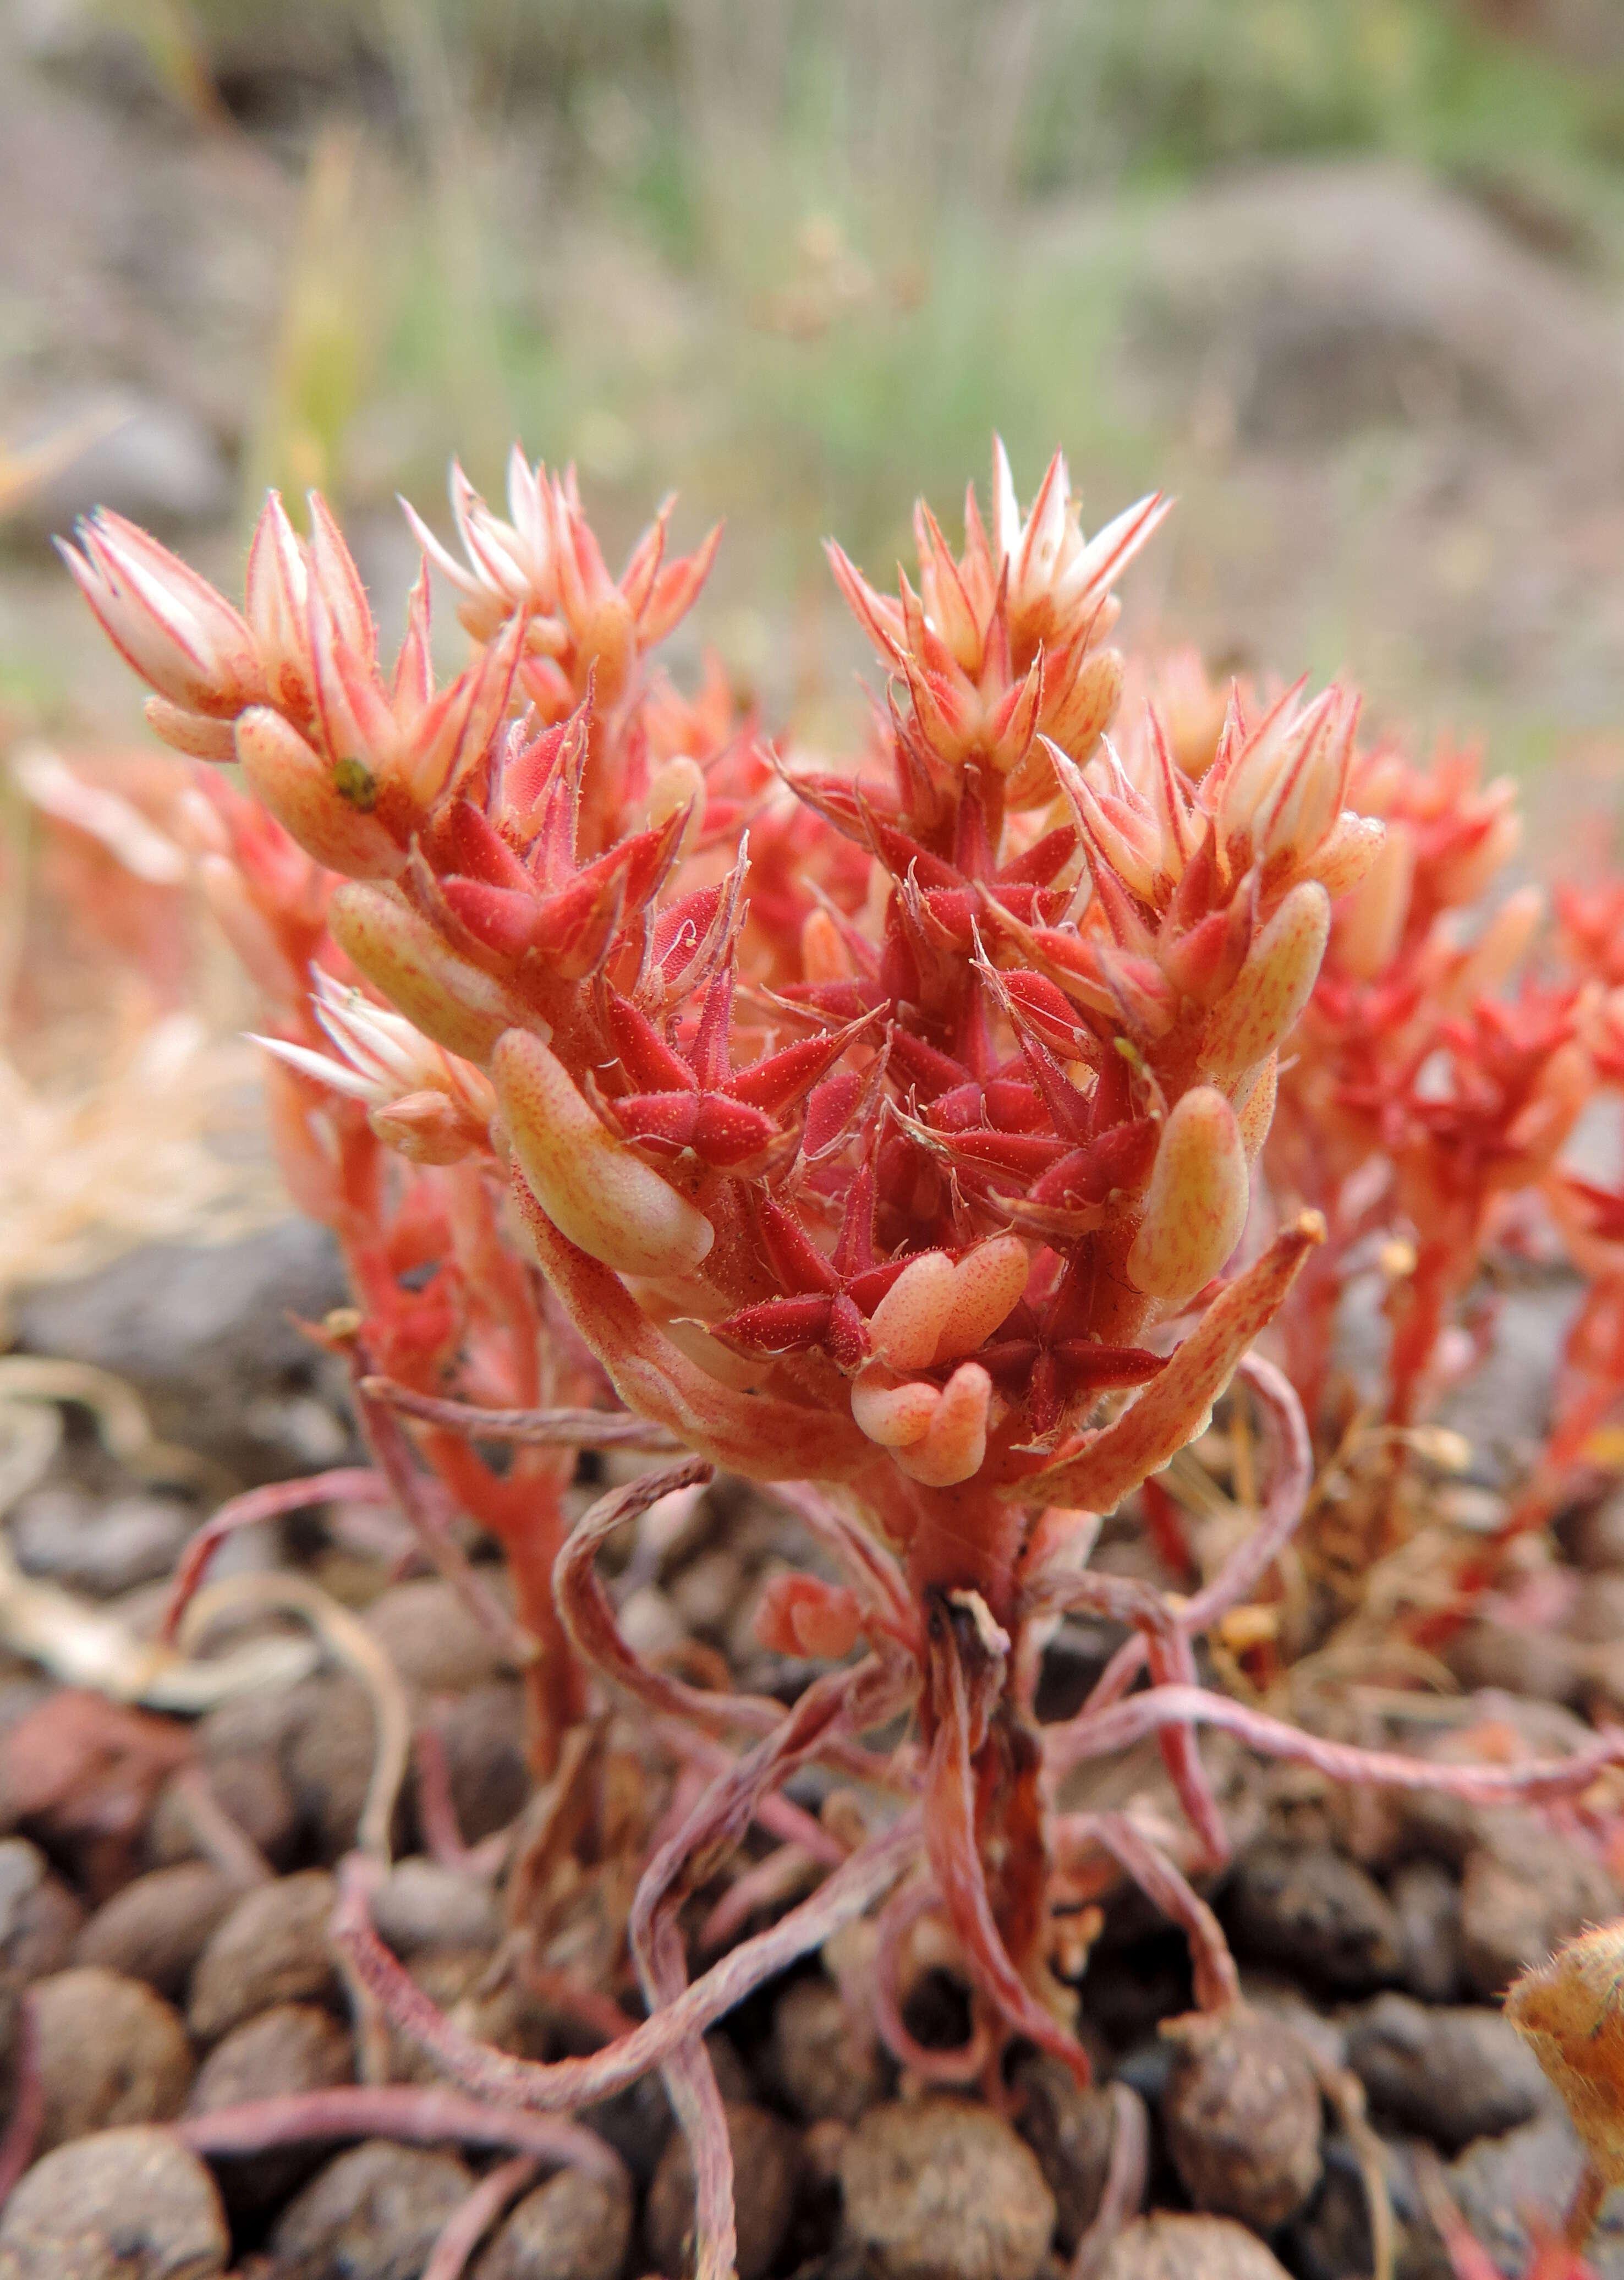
[32,1965,194,2149]
[1228,1840,1404,1993]
[838,2096,1056,2280]
[0,2124,229,2279]
[11,1221,350,1481]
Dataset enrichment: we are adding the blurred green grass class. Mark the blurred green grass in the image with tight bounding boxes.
[238,0,1624,538]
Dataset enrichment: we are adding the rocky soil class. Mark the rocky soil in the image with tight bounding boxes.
[0,1219,1616,2277]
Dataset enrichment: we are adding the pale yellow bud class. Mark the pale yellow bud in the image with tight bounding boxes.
[1200,881,1330,1084]
[1127,1087,1248,1309]
[868,1252,956,1372]
[330,884,522,1064]
[236,708,405,881]
[493,1029,715,1281]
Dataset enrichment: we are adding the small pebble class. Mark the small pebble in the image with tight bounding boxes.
[838,2096,1056,2280]
[370,1856,501,1958]
[1390,1858,1463,2003]
[471,2164,634,2280]
[0,2124,229,2280]
[1448,2111,1592,2274]
[1101,2213,1293,2280]
[0,1837,83,1978]
[667,1548,744,1638]
[73,1861,238,1999]
[270,2139,475,2280]
[1010,2051,1117,2251]
[646,2102,799,2280]
[771,1974,882,2124]
[146,1753,298,1872]
[1278,2131,1442,2280]
[1566,1492,1624,1571]
[1460,1837,1621,1996]
[32,1966,194,2151]
[9,1488,192,1598]
[283,1675,390,1863]
[188,1868,339,2041]
[1564,1570,1624,1645]
[435,1682,529,1844]
[1161,2008,1323,2230]
[1444,1621,1581,1705]
[363,1577,511,1694]
[1228,1840,1404,1993]
[1344,1992,1549,2152]
[187,2001,353,2215]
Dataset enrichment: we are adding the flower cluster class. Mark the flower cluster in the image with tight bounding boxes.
[67,449,1624,2280]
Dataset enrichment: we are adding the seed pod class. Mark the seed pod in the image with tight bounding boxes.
[1127,1087,1248,1310]
[495,1029,715,1281]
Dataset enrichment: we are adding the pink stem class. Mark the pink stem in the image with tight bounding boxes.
[925,1618,1090,2084]
[1047,1684,1624,1799]
[0,1993,40,2209]
[555,1462,913,1789]
[413,1719,480,1875]
[699,1844,821,1952]
[1069,2085,1148,2280]
[657,1724,849,1860]
[330,1815,918,2111]
[1076,1353,1312,1717]
[360,1375,682,1449]
[1029,1571,1229,1869]
[163,1766,273,1887]
[162,1467,388,1642]
[519,1964,636,2049]
[1052,1812,1238,2012]
[767,1479,921,1649]
[351,1367,540,1664]
[423,2155,539,2280]
[176,2086,624,2178]
[872,1878,992,2085]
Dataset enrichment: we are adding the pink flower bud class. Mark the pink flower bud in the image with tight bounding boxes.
[58,509,265,718]
[368,1088,485,1165]
[851,1367,941,1448]
[892,1361,992,1487]
[235,708,405,881]
[328,884,523,1062]
[144,696,238,761]
[1312,810,1385,900]
[934,1236,1029,1362]
[1199,880,1330,1083]
[495,1029,716,1280]
[1332,819,1413,978]
[868,1252,956,1371]
[1128,1086,1248,1308]
[754,1573,863,1661]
